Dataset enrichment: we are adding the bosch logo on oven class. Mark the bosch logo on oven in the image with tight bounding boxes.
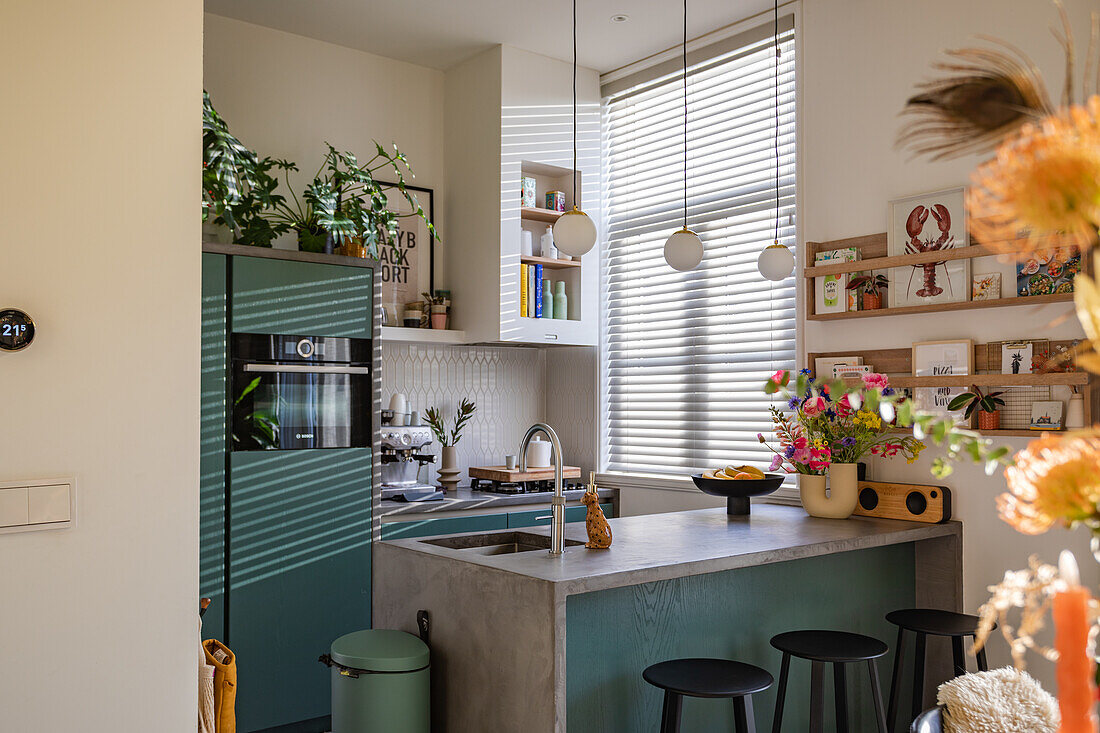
[296,433,314,440]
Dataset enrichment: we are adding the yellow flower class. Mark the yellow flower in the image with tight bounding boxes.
[968,96,1100,255]
[998,434,1100,534]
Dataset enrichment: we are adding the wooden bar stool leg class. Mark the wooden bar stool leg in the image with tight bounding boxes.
[950,636,967,678]
[734,695,756,733]
[867,659,888,733]
[886,626,905,732]
[976,644,989,672]
[833,662,849,733]
[809,661,825,733]
[911,632,927,722]
[660,690,682,733]
[771,652,790,733]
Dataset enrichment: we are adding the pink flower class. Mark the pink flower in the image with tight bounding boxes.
[770,370,790,387]
[792,436,808,450]
[862,373,890,392]
[801,396,827,417]
[835,394,853,417]
[768,454,784,471]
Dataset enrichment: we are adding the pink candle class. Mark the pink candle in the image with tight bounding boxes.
[1055,551,1097,733]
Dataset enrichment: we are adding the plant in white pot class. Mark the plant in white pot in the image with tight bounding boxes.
[763,370,924,518]
[424,398,476,492]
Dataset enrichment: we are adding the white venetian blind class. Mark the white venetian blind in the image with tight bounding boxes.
[601,18,798,476]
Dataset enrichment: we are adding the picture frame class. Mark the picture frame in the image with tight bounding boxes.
[1001,342,1034,375]
[912,339,974,423]
[377,182,436,311]
[1030,401,1064,431]
[971,273,1001,301]
[888,187,970,308]
[813,355,863,380]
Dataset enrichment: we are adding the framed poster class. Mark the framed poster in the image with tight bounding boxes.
[912,339,974,423]
[377,182,436,314]
[888,187,969,308]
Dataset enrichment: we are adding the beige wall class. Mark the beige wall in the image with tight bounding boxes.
[800,0,1096,678]
[0,0,202,730]
[203,13,447,278]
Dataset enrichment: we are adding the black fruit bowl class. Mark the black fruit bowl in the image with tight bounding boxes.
[691,473,785,515]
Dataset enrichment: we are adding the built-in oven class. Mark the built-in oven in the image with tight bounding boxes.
[231,333,372,451]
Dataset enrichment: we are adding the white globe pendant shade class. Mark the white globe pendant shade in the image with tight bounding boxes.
[757,243,794,281]
[552,207,597,257]
[663,227,703,271]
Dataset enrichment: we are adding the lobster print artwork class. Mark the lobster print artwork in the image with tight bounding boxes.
[887,187,970,307]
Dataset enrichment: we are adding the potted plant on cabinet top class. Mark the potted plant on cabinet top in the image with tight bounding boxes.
[422,291,448,329]
[846,273,890,310]
[948,386,1006,430]
[424,399,477,492]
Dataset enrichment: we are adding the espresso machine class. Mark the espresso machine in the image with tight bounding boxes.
[380,425,437,500]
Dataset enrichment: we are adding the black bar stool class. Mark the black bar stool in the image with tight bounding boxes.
[885,609,989,732]
[643,658,773,733]
[770,630,888,733]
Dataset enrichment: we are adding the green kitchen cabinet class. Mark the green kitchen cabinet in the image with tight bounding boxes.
[229,448,373,732]
[200,253,227,644]
[381,512,508,541]
[230,255,373,338]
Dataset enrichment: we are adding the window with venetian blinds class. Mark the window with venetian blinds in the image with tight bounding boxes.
[600,17,798,477]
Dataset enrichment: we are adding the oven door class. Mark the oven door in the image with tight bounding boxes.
[232,361,371,450]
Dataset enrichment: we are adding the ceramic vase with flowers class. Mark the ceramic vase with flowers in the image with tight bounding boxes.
[762,370,924,519]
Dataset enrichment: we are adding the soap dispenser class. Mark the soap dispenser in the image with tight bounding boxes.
[540,226,557,260]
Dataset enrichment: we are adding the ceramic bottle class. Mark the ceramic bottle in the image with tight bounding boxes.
[553,281,567,319]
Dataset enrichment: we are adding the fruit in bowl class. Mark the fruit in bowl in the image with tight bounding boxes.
[691,466,784,516]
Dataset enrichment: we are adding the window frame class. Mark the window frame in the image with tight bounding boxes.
[596,3,804,501]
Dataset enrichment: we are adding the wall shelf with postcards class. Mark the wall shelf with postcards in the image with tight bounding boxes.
[803,186,1087,322]
[809,339,1096,437]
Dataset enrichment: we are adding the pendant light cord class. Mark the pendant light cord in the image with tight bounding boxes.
[572,0,578,207]
[773,0,780,246]
[682,0,688,231]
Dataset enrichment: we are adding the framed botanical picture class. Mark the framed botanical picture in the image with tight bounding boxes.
[912,339,974,423]
[1001,342,1034,375]
[888,187,970,308]
[377,182,436,311]
[971,273,1001,301]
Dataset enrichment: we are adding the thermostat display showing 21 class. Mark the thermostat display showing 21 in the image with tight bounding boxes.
[0,309,35,351]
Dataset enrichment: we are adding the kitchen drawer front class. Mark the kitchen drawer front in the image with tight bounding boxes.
[230,256,372,339]
[382,512,507,540]
[200,253,227,644]
[228,448,372,731]
[505,503,612,529]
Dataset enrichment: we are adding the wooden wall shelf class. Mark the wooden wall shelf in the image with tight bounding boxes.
[888,427,1045,438]
[807,292,1075,321]
[521,207,564,224]
[856,373,1088,389]
[521,255,580,270]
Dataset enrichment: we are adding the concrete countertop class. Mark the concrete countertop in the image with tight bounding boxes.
[380,503,961,595]
[379,485,616,517]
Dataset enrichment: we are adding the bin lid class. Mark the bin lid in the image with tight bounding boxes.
[330,629,429,673]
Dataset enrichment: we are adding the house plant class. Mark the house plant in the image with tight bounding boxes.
[424,398,476,492]
[947,386,1006,430]
[202,91,266,241]
[422,292,448,329]
[845,273,889,310]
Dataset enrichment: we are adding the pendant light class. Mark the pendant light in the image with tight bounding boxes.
[663,0,703,272]
[552,0,598,258]
[757,0,794,281]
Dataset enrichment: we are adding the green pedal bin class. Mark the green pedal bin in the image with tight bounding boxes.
[322,629,430,732]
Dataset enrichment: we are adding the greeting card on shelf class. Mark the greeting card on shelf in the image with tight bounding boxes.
[912,339,974,424]
[1001,342,1034,375]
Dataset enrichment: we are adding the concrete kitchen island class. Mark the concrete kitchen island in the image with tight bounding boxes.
[373,505,961,732]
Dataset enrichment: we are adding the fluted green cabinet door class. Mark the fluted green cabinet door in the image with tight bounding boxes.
[200,253,227,644]
[230,256,373,338]
[229,448,373,732]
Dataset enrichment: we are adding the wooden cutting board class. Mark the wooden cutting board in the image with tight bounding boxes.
[469,465,582,483]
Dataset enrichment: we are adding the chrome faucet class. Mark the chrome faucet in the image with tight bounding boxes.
[519,423,565,556]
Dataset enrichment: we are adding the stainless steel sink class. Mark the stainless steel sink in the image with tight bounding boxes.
[421,531,583,555]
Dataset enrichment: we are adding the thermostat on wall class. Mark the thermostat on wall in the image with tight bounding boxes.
[0,308,35,352]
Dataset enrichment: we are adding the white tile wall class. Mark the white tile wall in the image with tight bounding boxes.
[381,343,599,485]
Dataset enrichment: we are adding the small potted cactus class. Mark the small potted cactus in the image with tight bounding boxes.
[846,273,890,310]
[947,385,1006,430]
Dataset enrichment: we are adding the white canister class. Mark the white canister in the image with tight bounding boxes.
[540,226,556,260]
[388,394,407,426]
[1066,393,1086,429]
[521,229,534,257]
[525,436,552,468]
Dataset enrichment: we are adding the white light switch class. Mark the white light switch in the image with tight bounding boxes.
[0,488,29,528]
[29,484,70,524]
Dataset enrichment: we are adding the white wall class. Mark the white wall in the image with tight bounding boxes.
[800,0,1098,678]
[0,0,201,730]
[203,14,448,280]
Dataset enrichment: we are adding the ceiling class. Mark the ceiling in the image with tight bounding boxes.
[204,0,774,73]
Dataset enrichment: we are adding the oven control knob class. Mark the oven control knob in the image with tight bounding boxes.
[400,432,413,446]
[296,338,315,358]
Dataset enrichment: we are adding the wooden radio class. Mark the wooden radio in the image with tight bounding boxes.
[852,481,951,523]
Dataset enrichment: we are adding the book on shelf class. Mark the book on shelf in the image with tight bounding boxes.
[534,264,544,318]
[520,264,528,316]
[815,247,860,314]
[527,264,536,317]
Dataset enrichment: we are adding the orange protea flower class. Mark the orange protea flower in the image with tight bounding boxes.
[998,434,1100,534]
[968,95,1100,255]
